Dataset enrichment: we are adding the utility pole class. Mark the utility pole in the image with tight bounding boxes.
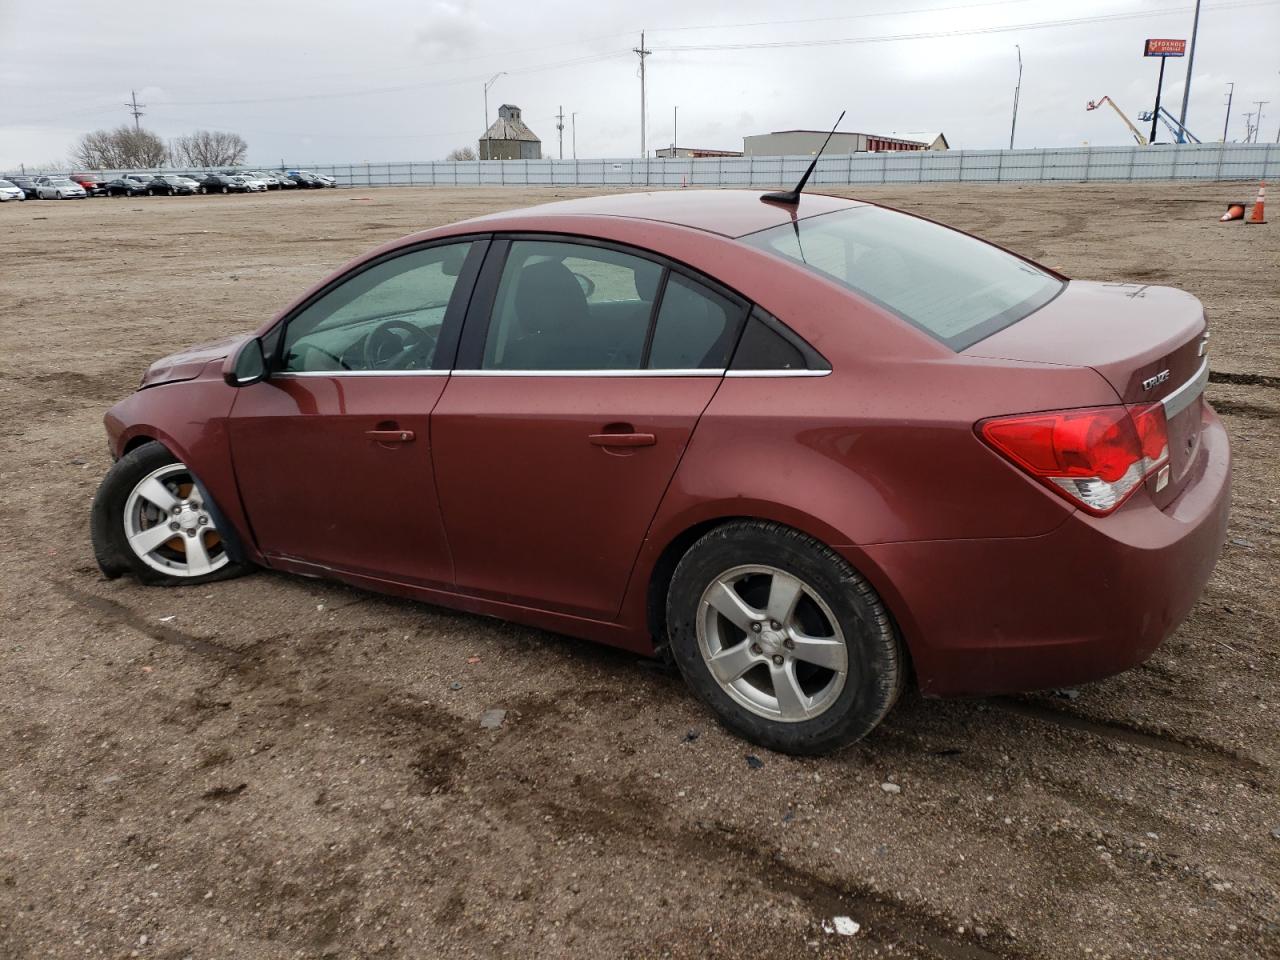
[556,106,565,159]
[673,105,678,155]
[633,31,651,158]
[571,112,578,159]
[125,89,145,132]
[482,72,505,160]
[1177,0,1202,141]
[1253,101,1269,142]
[1243,111,1256,143]
[1221,82,1234,142]
[1009,45,1022,150]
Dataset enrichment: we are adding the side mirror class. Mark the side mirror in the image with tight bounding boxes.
[223,337,266,387]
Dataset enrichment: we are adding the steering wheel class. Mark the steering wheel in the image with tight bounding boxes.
[363,319,434,370]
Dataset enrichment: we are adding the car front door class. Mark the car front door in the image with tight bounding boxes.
[227,238,486,588]
[432,236,749,620]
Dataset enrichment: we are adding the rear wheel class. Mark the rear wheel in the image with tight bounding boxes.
[666,521,906,755]
[91,442,250,586]
[199,186,207,195]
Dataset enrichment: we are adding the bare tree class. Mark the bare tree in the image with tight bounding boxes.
[169,130,249,167]
[71,126,168,169]
[446,145,477,161]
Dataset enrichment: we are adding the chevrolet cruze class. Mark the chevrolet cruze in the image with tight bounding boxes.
[90,190,1230,753]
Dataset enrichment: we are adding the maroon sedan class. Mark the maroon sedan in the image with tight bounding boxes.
[90,190,1229,754]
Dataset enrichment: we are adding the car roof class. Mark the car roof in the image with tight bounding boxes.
[459,189,864,239]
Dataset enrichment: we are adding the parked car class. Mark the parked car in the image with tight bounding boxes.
[7,176,39,198]
[233,171,281,190]
[147,175,201,196]
[123,174,159,192]
[103,177,150,197]
[88,189,1229,755]
[35,177,87,199]
[286,170,327,188]
[261,171,296,188]
[198,174,252,194]
[70,173,106,196]
[0,179,26,202]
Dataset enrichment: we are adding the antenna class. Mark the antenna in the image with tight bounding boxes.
[761,110,845,205]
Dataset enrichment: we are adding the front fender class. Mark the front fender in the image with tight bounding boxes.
[103,376,263,565]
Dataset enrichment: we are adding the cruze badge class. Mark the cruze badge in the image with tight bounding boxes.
[1142,370,1171,391]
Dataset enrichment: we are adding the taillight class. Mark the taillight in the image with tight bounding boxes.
[978,403,1169,515]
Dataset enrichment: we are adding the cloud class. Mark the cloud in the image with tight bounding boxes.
[414,1,487,58]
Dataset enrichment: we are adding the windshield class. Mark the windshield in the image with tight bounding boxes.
[741,205,1063,351]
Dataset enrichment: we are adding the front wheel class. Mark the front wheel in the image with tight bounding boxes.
[666,521,906,755]
[220,186,228,194]
[90,441,250,586]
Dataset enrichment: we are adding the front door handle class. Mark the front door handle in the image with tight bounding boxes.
[588,432,656,448]
[366,429,415,443]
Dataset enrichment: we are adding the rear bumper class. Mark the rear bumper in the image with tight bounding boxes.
[848,404,1231,697]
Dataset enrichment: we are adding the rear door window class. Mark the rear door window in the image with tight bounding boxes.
[647,273,744,370]
[482,240,663,371]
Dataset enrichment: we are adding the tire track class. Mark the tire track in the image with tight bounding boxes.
[53,580,247,666]
[989,697,1266,773]
[534,782,1030,960]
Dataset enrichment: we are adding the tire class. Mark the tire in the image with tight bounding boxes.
[220,186,229,194]
[90,441,251,587]
[665,520,906,755]
[55,191,63,200]
[199,186,207,195]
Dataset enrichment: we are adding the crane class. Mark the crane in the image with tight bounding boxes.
[1138,106,1202,144]
[1086,97,1148,145]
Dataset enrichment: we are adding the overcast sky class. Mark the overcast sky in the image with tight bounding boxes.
[1,0,1277,169]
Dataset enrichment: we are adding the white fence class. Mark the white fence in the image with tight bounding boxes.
[9,143,1277,188]
[283,143,1279,188]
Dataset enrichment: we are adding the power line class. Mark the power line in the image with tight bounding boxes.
[648,0,1048,35]
[653,1,1277,53]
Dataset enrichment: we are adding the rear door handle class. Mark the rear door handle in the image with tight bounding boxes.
[588,432,656,448]
[366,429,415,443]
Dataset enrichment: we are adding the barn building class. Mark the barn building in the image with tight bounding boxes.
[479,104,542,160]
[743,130,948,155]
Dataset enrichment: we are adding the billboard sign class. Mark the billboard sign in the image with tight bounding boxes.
[1144,38,1187,57]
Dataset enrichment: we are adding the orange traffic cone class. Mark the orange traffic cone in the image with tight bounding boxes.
[1245,181,1266,224]
[1220,201,1246,222]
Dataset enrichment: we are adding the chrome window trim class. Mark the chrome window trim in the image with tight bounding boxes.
[725,369,832,378]
[273,367,832,379]
[1162,358,1209,418]
[453,368,725,378]
[274,369,450,378]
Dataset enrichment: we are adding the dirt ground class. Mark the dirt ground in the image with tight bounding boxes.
[0,181,1276,960]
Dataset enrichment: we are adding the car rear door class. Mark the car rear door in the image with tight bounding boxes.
[431,236,749,620]
[227,238,486,588]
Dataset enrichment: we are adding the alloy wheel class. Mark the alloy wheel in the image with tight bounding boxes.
[696,564,849,723]
[122,463,230,578]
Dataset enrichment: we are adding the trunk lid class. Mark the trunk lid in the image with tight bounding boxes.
[967,280,1209,508]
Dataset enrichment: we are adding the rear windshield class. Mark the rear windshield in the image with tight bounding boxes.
[741,205,1063,351]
